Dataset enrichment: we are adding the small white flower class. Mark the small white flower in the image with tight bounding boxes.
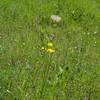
[51,15,61,22]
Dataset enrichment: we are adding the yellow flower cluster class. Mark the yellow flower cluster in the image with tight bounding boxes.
[46,48,55,53]
[41,42,55,53]
[47,42,53,47]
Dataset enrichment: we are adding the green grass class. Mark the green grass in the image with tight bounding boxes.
[0,0,100,100]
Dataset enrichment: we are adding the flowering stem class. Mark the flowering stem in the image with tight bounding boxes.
[39,55,51,99]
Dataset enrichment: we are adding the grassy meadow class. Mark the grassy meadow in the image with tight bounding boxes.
[0,0,100,100]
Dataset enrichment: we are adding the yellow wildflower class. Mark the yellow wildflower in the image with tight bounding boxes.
[47,42,53,47]
[46,48,55,53]
[41,47,45,50]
